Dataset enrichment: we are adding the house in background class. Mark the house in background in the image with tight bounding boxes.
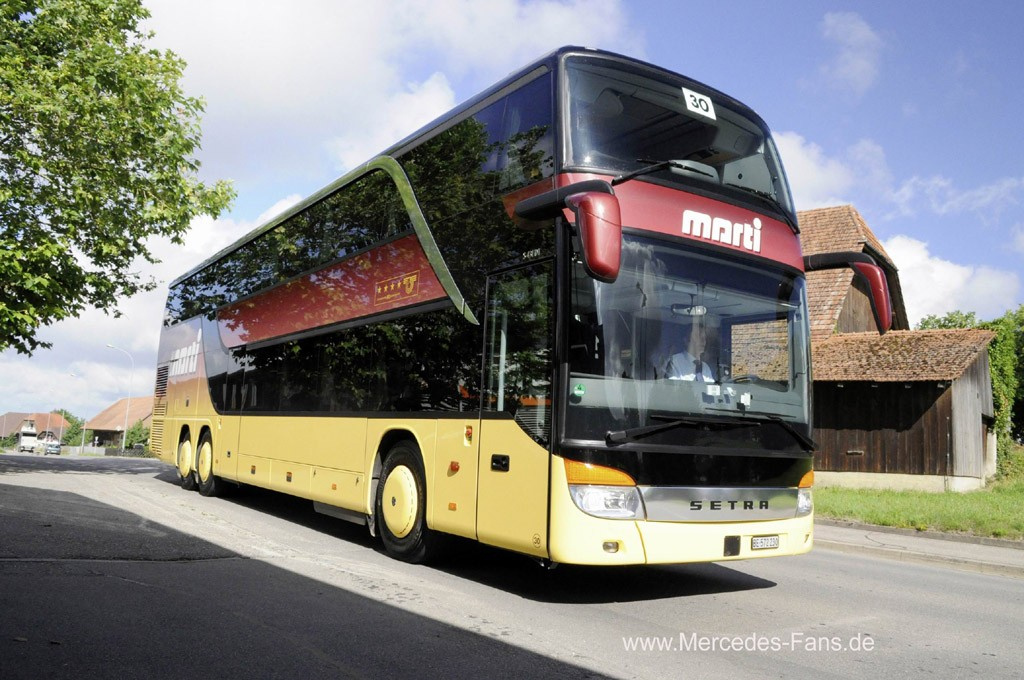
[85,396,154,448]
[799,205,996,491]
[1,411,72,447]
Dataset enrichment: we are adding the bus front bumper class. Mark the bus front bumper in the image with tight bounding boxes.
[549,459,814,565]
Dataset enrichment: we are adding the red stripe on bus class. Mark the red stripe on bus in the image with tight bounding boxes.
[216,234,447,348]
[560,173,804,270]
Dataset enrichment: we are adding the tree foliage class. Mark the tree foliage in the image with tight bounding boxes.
[0,0,234,354]
[124,418,148,449]
[57,407,83,445]
[917,310,979,330]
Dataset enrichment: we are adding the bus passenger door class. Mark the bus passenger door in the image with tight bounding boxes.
[477,261,554,557]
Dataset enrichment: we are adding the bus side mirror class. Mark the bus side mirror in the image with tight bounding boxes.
[512,179,622,283]
[851,261,893,334]
[565,192,621,283]
[804,252,893,334]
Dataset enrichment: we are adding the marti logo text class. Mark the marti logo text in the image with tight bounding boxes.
[169,329,202,378]
[682,209,762,253]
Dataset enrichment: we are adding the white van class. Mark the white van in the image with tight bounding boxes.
[18,421,37,453]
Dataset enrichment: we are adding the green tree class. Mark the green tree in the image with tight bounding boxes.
[1004,305,1024,442]
[917,310,979,330]
[58,408,83,445]
[0,0,234,354]
[124,418,148,450]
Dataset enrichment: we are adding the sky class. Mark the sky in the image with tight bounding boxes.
[3,0,1023,421]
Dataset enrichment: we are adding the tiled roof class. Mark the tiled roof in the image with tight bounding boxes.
[86,396,154,431]
[798,204,909,338]
[805,268,854,343]
[811,329,995,382]
[1,412,70,438]
[798,204,895,267]
[1,412,31,438]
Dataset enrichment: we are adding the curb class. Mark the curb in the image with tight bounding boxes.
[813,537,1024,580]
[813,519,1024,580]
[815,518,1024,550]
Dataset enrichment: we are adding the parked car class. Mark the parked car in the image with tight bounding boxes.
[44,442,61,456]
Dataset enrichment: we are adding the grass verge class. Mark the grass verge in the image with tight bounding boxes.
[815,443,1024,540]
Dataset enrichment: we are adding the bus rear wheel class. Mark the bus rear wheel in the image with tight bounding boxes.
[196,432,221,497]
[177,436,197,491]
[375,441,436,564]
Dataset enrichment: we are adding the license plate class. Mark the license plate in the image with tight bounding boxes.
[751,535,779,550]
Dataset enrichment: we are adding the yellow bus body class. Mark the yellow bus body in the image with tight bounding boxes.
[158,385,813,566]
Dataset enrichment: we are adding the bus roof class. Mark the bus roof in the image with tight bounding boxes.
[170,46,764,287]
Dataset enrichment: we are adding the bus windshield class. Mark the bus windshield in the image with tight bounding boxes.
[565,234,811,451]
[565,56,796,226]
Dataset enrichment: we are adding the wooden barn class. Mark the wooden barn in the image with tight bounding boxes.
[811,331,996,491]
[799,205,997,491]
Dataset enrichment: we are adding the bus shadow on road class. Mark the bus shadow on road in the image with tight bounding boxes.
[153,470,778,604]
[425,538,778,604]
[0,481,614,680]
[146,463,779,604]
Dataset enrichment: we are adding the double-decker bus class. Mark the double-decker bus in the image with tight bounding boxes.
[154,46,891,565]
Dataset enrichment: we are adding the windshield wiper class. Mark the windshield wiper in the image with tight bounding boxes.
[722,182,797,232]
[611,158,716,186]
[705,408,817,451]
[605,414,756,445]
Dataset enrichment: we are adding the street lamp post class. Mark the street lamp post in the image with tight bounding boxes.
[45,396,53,448]
[69,373,87,454]
[106,344,135,451]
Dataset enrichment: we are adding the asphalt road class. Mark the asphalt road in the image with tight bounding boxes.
[1,453,1021,679]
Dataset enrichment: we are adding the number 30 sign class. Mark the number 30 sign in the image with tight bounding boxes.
[682,87,716,121]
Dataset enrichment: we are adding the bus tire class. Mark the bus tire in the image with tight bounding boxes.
[196,431,221,497]
[177,436,198,491]
[375,441,436,564]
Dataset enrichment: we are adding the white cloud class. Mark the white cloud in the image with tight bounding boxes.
[774,131,1024,243]
[392,0,638,77]
[254,195,304,230]
[329,72,457,172]
[774,131,856,209]
[883,235,1020,325]
[818,12,883,97]
[774,134,892,211]
[888,175,1024,219]
[144,0,642,179]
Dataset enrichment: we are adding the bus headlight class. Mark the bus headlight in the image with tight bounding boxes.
[569,485,644,519]
[797,488,813,516]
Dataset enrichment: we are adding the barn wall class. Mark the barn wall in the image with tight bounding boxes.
[951,352,994,478]
[813,382,952,476]
[835,277,877,335]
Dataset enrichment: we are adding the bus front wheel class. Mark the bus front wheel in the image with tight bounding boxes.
[177,436,197,491]
[375,441,436,563]
[196,431,221,497]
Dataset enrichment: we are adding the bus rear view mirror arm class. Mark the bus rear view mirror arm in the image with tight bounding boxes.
[803,251,893,334]
[513,180,622,283]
